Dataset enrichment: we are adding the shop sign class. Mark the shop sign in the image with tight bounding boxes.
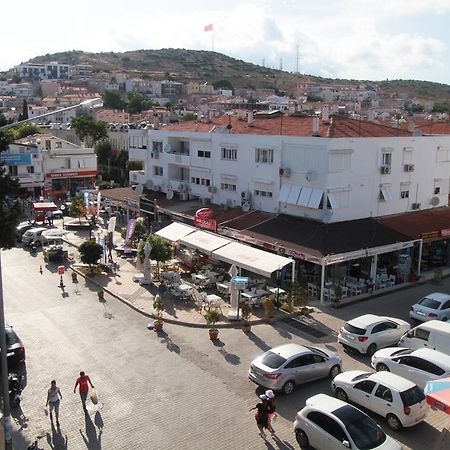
[139,198,155,214]
[441,228,450,238]
[421,231,440,242]
[45,170,97,179]
[1,153,32,165]
[194,208,217,232]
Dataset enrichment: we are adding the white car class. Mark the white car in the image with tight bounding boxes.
[294,394,402,450]
[21,227,48,245]
[409,292,450,322]
[332,370,429,430]
[338,314,410,356]
[371,347,450,389]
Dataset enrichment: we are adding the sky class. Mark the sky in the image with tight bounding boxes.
[2,0,450,85]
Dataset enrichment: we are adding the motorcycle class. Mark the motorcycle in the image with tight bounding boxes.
[8,372,23,408]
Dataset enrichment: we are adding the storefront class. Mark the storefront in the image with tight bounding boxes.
[44,170,97,200]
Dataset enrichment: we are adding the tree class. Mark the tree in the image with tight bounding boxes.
[102,90,126,110]
[95,139,112,173]
[182,113,197,121]
[126,92,153,114]
[68,197,86,223]
[213,79,233,91]
[79,240,103,274]
[71,115,107,144]
[18,100,29,122]
[140,235,172,277]
[0,118,22,249]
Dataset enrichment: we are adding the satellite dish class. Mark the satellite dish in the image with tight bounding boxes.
[242,201,251,212]
[144,179,154,189]
[163,143,172,153]
[134,184,144,195]
[166,190,174,200]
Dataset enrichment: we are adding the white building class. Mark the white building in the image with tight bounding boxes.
[129,112,450,223]
[3,134,97,199]
[15,62,70,80]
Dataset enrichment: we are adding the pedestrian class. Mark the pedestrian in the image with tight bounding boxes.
[265,390,277,434]
[249,394,270,438]
[73,371,94,413]
[46,380,62,427]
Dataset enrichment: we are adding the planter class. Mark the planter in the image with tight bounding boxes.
[72,272,78,283]
[154,321,164,332]
[242,322,251,333]
[97,290,104,301]
[209,328,219,341]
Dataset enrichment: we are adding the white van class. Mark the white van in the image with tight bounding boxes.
[398,320,450,354]
[21,227,47,245]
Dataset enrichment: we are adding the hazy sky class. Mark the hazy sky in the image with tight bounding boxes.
[2,0,450,84]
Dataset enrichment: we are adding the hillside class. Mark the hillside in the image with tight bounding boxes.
[29,49,450,100]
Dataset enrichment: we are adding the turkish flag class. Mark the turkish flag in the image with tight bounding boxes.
[204,23,213,32]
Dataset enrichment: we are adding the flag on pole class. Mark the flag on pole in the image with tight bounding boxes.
[204,23,213,32]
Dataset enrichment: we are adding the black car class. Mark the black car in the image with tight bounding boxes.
[5,325,25,368]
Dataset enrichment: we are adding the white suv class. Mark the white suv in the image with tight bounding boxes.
[294,394,401,450]
[338,314,410,356]
[332,370,428,430]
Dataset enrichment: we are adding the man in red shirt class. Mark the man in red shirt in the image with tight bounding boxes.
[73,371,94,413]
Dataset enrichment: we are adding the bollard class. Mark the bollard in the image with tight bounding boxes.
[39,265,43,275]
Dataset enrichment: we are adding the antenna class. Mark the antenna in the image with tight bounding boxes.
[296,44,300,74]
[279,58,283,71]
[262,58,265,67]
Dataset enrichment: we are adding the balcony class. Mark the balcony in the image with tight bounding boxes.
[129,147,147,161]
[129,170,146,185]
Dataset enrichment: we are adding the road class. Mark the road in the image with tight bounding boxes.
[3,247,450,449]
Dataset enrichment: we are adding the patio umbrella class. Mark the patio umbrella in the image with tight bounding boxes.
[228,264,238,278]
[140,241,152,285]
[424,377,450,414]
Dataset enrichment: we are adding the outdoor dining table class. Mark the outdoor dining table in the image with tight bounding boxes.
[217,281,230,290]
[192,273,209,281]
[176,284,192,292]
[241,289,269,305]
[205,294,222,309]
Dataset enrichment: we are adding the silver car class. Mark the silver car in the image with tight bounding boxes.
[249,343,342,395]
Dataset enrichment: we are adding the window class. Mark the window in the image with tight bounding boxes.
[55,141,62,149]
[412,328,430,341]
[379,185,393,202]
[436,147,450,163]
[255,148,273,163]
[153,166,163,176]
[354,380,376,394]
[152,141,163,153]
[26,166,35,174]
[220,183,236,191]
[9,166,18,176]
[434,187,441,195]
[442,301,450,310]
[397,356,428,372]
[382,152,392,166]
[372,322,396,334]
[400,189,410,199]
[329,150,352,173]
[254,189,273,198]
[310,354,325,364]
[285,355,311,368]
[198,150,211,158]
[191,177,211,186]
[375,385,393,402]
[45,140,51,150]
[307,412,347,443]
[221,147,237,160]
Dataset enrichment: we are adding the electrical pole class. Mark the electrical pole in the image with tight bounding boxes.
[0,251,13,450]
[296,44,300,74]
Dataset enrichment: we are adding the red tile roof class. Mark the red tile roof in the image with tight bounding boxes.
[161,114,413,138]
[378,208,450,238]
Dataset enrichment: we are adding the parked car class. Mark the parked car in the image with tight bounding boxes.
[371,347,450,389]
[332,370,428,430]
[16,223,35,241]
[51,210,63,219]
[5,324,25,368]
[293,393,402,449]
[398,320,450,353]
[249,343,341,395]
[338,314,410,356]
[409,292,450,322]
[21,227,47,246]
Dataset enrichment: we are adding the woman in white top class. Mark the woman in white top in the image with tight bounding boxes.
[46,380,62,427]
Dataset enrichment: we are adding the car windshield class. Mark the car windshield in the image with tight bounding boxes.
[351,373,370,382]
[5,329,20,347]
[344,323,366,335]
[400,386,425,406]
[305,346,328,358]
[260,351,287,369]
[334,405,387,450]
[418,297,440,309]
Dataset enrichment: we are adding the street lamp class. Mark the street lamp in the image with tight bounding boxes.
[0,97,103,131]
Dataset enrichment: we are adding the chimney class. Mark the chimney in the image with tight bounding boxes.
[247,110,254,127]
[322,104,330,124]
[312,116,320,136]
[153,116,159,130]
[368,109,375,122]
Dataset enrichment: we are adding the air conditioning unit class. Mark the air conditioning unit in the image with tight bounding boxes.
[430,196,440,206]
[207,186,217,193]
[411,202,421,210]
[151,151,159,159]
[380,165,391,175]
[279,167,291,177]
[404,164,415,172]
[241,191,251,200]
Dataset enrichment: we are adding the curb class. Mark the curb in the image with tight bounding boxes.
[70,266,300,329]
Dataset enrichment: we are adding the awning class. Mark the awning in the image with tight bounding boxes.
[212,241,292,277]
[179,230,231,255]
[155,222,196,242]
[32,202,58,211]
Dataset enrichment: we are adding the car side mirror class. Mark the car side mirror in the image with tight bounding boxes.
[342,440,351,448]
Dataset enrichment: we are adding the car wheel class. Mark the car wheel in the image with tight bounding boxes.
[442,317,448,322]
[376,363,390,372]
[329,365,341,379]
[386,413,402,431]
[295,429,310,448]
[367,343,377,357]
[335,388,348,402]
[282,380,295,395]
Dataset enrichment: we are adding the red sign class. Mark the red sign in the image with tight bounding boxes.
[45,170,97,179]
[58,266,65,275]
[195,208,214,220]
[194,216,217,232]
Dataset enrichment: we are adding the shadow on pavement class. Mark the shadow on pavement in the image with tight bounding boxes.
[246,331,272,352]
[217,347,241,365]
[80,412,102,450]
[158,332,181,354]
[46,420,68,450]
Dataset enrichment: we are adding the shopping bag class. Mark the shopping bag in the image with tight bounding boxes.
[90,388,98,405]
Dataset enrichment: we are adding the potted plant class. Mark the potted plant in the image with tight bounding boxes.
[71,272,78,283]
[262,296,275,322]
[153,295,164,332]
[205,309,221,340]
[240,303,253,333]
[332,284,342,307]
[97,290,105,301]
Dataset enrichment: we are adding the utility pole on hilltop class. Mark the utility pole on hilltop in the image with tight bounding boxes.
[279,58,283,71]
[296,44,300,74]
